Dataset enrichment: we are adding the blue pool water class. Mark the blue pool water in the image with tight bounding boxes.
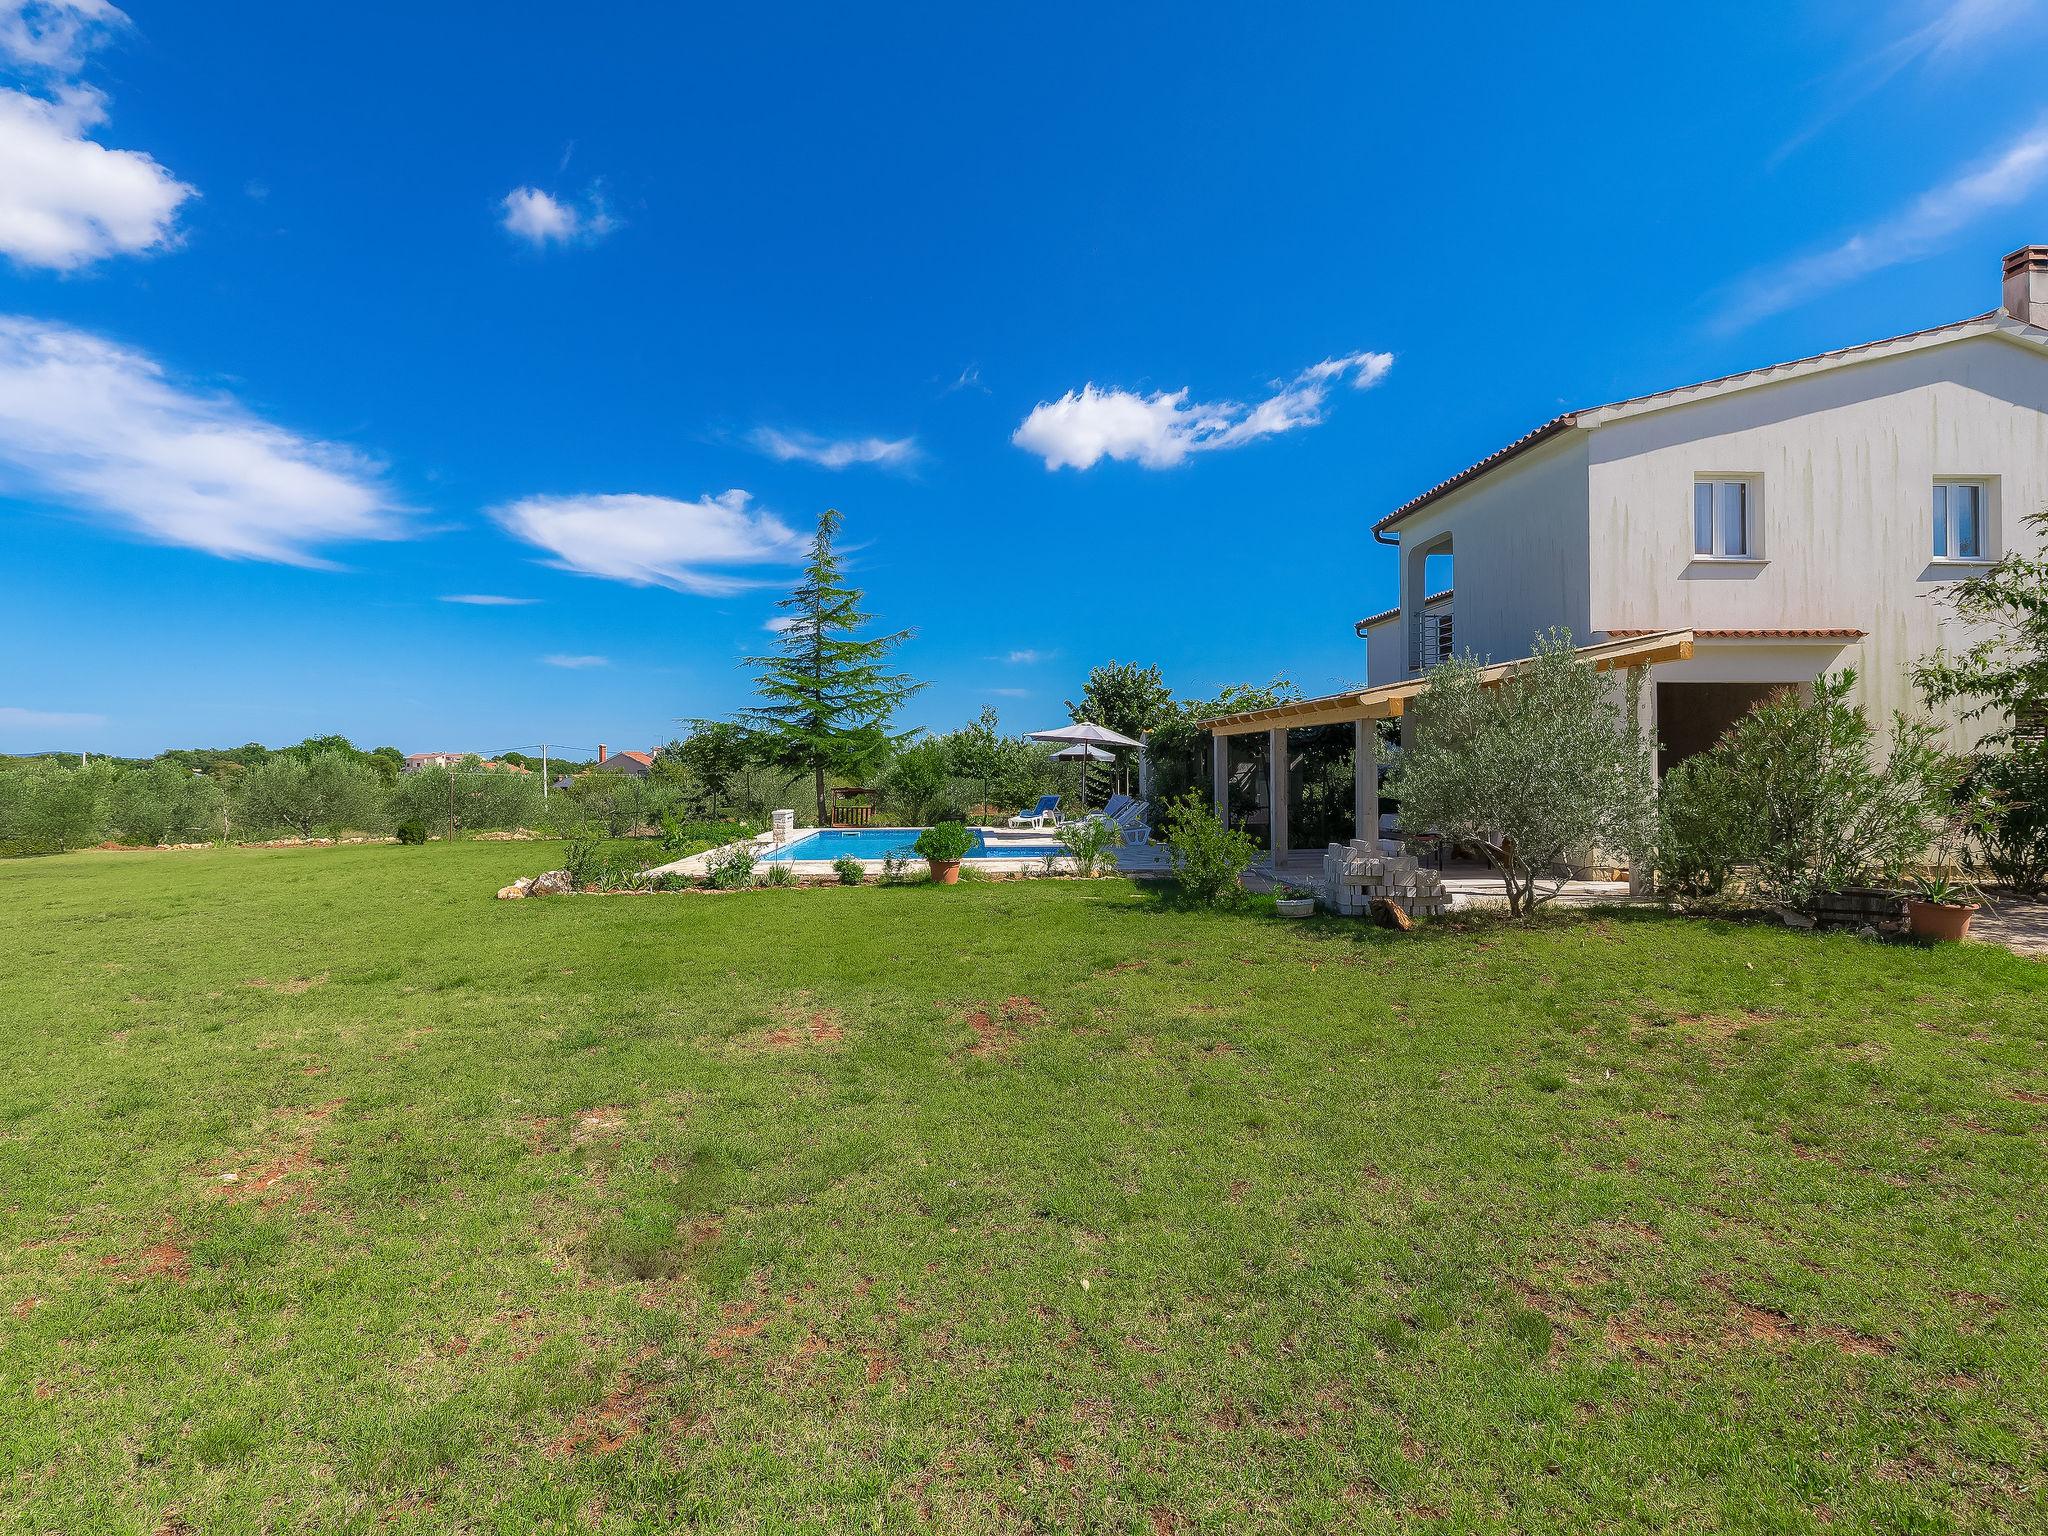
[759,827,1062,862]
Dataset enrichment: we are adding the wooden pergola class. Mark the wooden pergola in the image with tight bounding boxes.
[1197,629,1695,861]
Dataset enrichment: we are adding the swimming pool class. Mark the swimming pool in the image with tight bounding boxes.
[758,827,1064,863]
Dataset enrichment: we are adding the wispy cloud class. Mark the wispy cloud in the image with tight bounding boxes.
[543,654,607,669]
[988,686,1031,698]
[499,185,617,248]
[1716,115,2048,331]
[489,488,805,595]
[0,1,127,73]
[747,426,919,470]
[0,703,105,734]
[1773,0,2039,164]
[763,614,799,632]
[1014,350,1394,471]
[0,315,403,564]
[1000,648,1051,664]
[0,85,193,270]
[441,593,538,606]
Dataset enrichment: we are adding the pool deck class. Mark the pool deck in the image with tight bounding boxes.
[640,826,1636,910]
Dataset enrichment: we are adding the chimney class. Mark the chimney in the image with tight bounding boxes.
[597,743,607,763]
[2003,246,2048,328]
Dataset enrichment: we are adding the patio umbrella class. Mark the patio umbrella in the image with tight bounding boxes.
[1049,743,1114,762]
[1029,722,1141,809]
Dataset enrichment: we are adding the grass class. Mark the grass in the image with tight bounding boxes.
[1,843,2044,1534]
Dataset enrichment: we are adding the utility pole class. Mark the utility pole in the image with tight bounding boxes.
[541,743,549,800]
[446,763,456,843]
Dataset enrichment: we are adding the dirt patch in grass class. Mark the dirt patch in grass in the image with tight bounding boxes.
[761,1011,846,1049]
[963,997,1045,1058]
[550,1345,660,1458]
[99,1240,190,1284]
[705,1299,771,1361]
[572,1106,626,1144]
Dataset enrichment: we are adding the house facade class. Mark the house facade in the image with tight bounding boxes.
[1203,247,2048,864]
[1360,246,2048,764]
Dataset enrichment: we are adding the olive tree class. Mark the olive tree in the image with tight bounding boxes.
[1389,629,1656,917]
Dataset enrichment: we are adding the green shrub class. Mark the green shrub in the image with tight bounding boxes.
[1971,743,2048,893]
[1678,672,1955,911]
[0,760,113,855]
[562,826,609,887]
[1653,754,1752,902]
[1161,791,1258,906]
[761,862,800,888]
[912,821,974,863]
[394,819,429,846]
[832,854,865,886]
[1056,814,1123,877]
[704,844,757,890]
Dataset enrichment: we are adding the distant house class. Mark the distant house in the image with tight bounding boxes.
[403,751,462,772]
[594,744,656,778]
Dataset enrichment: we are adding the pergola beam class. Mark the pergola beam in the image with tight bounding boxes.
[1199,629,1695,737]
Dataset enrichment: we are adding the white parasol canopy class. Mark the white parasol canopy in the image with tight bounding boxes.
[1029,721,1140,809]
[1027,721,1142,749]
[1049,743,1115,762]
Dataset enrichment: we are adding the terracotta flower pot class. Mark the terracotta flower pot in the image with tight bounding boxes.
[927,859,963,886]
[1906,898,1979,942]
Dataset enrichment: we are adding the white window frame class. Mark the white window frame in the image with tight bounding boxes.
[1692,476,1763,561]
[1931,479,1994,565]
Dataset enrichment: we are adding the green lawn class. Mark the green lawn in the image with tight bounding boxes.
[2,845,2045,1534]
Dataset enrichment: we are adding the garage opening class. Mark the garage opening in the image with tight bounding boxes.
[1656,682,1790,777]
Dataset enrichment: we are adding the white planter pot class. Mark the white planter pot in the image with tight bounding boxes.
[1276,897,1316,918]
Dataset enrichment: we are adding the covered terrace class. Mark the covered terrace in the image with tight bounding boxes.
[1196,629,1696,882]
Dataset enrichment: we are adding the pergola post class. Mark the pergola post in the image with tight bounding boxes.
[1353,718,1378,846]
[1628,667,1659,898]
[1210,731,1228,825]
[1267,726,1290,862]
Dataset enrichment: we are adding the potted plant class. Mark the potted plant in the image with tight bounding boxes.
[1906,871,1981,942]
[1905,786,1988,942]
[1275,893,1316,918]
[913,821,975,885]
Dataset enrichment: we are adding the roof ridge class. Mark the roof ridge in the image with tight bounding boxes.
[1374,311,2028,535]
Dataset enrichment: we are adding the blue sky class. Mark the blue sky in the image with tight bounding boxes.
[4,0,2047,757]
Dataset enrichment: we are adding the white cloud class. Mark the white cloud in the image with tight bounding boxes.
[1013,350,1395,471]
[0,1,126,72]
[1717,115,2048,331]
[0,85,193,270]
[489,488,805,595]
[499,185,616,248]
[988,687,1031,699]
[0,703,104,734]
[0,315,403,563]
[542,654,607,669]
[1001,648,1050,664]
[441,593,537,606]
[747,426,919,470]
[764,614,799,632]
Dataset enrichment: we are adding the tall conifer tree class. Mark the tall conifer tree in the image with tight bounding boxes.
[740,508,923,824]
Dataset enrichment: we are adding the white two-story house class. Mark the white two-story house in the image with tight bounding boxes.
[1202,248,2048,862]
[1360,245,2048,767]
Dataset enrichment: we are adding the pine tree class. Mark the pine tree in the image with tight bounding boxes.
[740,508,923,825]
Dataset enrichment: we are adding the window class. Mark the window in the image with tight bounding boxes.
[1693,479,1755,558]
[1932,481,1986,561]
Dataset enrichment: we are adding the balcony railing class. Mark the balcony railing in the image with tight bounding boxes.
[1419,610,1454,669]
